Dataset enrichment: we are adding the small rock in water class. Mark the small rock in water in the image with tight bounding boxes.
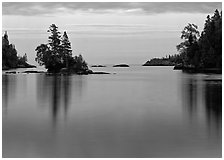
[5,71,17,74]
[23,70,45,74]
[113,64,129,67]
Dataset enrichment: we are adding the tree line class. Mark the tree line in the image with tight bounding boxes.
[176,9,222,70]
[2,31,29,69]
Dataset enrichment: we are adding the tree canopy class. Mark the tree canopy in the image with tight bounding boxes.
[35,24,89,73]
[176,9,222,70]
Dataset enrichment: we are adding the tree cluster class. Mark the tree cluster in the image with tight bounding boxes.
[2,31,28,69]
[35,24,88,73]
[159,54,183,64]
[176,9,222,69]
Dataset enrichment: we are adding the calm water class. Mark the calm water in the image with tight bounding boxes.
[2,66,222,158]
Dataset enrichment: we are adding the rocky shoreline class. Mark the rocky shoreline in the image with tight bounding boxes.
[3,69,111,75]
[174,65,222,74]
[91,65,106,67]
[143,58,174,66]
[3,62,36,70]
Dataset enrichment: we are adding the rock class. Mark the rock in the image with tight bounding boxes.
[75,69,93,75]
[90,72,110,74]
[23,71,45,74]
[87,69,93,74]
[60,68,69,73]
[113,64,129,67]
[5,71,17,74]
[91,65,106,67]
[3,63,36,70]
[173,64,183,70]
[20,68,112,75]
[17,62,36,68]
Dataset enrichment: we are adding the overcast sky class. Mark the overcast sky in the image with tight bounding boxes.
[2,2,222,65]
[3,2,221,15]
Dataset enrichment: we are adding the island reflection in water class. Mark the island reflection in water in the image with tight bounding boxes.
[2,67,222,157]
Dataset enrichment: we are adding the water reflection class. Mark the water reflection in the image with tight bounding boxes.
[2,75,9,114]
[36,75,72,126]
[2,69,221,157]
[2,75,17,115]
[185,78,197,119]
[36,74,86,127]
[181,74,222,133]
[205,81,222,133]
[62,75,71,120]
[51,75,61,126]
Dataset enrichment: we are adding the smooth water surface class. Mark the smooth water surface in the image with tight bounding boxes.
[2,66,222,157]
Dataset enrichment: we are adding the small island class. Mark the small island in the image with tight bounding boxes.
[113,64,129,67]
[91,65,106,67]
[143,58,175,66]
[89,71,110,74]
[2,31,36,70]
[35,24,92,74]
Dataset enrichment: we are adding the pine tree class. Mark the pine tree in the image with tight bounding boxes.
[2,31,18,68]
[61,31,72,68]
[176,23,200,66]
[48,24,61,55]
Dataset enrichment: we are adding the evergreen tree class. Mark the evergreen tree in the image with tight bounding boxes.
[48,24,63,71]
[2,31,29,69]
[35,44,51,66]
[48,24,62,55]
[176,23,200,66]
[2,31,18,68]
[61,31,72,68]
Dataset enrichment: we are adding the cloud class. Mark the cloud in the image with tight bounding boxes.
[3,24,180,35]
[2,2,222,16]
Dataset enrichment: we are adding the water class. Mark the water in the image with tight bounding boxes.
[2,66,222,158]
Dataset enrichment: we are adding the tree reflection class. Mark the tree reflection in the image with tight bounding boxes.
[36,74,74,127]
[52,75,61,125]
[2,75,17,115]
[49,75,73,127]
[181,74,222,133]
[2,75,9,114]
[62,75,71,121]
[186,78,197,119]
[205,81,222,133]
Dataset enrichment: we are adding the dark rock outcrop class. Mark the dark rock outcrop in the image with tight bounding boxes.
[17,63,36,69]
[5,71,17,74]
[90,72,110,74]
[22,70,45,74]
[113,64,129,67]
[91,65,106,67]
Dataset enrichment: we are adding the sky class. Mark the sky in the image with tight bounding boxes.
[2,2,222,65]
